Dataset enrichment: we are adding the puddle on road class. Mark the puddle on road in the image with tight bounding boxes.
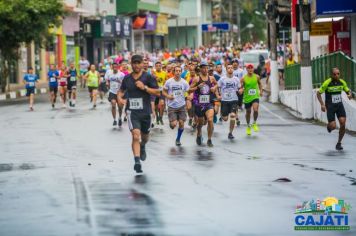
[169,147,186,157]
[0,163,38,172]
[89,182,163,235]
[195,150,213,161]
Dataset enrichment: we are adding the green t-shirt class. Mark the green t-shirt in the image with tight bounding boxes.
[87,71,99,87]
[319,78,350,105]
[243,73,260,103]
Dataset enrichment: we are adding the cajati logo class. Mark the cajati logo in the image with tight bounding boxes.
[294,197,351,231]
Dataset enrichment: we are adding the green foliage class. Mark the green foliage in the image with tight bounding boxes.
[0,0,66,91]
[240,0,266,44]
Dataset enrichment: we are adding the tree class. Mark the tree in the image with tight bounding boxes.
[0,0,66,92]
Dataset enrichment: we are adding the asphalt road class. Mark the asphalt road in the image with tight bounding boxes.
[0,90,355,236]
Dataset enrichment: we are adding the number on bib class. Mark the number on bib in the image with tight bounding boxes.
[332,94,342,104]
[248,89,257,96]
[50,77,56,82]
[129,98,143,110]
[224,92,233,99]
[28,82,35,87]
[173,90,183,98]
[70,77,76,82]
[60,77,67,82]
[199,95,210,104]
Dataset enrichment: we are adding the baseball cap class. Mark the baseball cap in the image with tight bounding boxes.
[199,61,209,67]
[246,64,254,69]
[131,54,143,63]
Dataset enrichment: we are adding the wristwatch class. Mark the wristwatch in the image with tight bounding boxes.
[144,85,148,91]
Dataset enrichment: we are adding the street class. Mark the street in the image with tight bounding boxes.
[0,90,355,236]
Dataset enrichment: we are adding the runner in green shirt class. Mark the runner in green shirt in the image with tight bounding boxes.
[239,64,263,135]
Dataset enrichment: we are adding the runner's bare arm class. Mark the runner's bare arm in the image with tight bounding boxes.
[257,75,263,94]
[239,78,244,94]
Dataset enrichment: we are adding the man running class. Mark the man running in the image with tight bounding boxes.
[190,62,218,147]
[217,64,241,139]
[106,63,125,127]
[153,61,168,125]
[79,56,90,88]
[163,66,190,146]
[118,55,160,173]
[58,64,68,108]
[317,67,353,150]
[239,64,263,135]
[67,62,78,107]
[85,64,100,109]
[48,64,59,108]
[23,67,39,111]
[232,58,245,125]
[99,65,109,103]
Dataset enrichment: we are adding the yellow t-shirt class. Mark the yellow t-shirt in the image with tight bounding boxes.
[155,70,168,87]
[286,59,295,66]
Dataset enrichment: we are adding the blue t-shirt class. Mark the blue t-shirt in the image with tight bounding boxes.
[48,70,59,87]
[24,74,38,88]
[181,70,188,79]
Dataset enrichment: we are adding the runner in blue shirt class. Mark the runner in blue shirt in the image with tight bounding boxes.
[48,64,59,108]
[23,67,39,111]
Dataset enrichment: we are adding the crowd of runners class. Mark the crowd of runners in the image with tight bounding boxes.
[22,45,353,173]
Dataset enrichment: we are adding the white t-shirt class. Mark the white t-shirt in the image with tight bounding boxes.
[233,68,245,80]
[164,78,190,109]
[218,75,240,102]
[105,70,125,94]
[79,60,90,71]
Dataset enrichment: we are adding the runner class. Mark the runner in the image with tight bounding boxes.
[190,62,218,147]
[79,56,90,88]
[239,64,263,135]
[232,58,244,125]
[85,64,100,109]
[317,67,353,150]
[98,65,109,104]
[118,55,160,173]
[67,62,78,107]
[106,63,125,127]
[58,64,68,108]
[217,64,241,139]
[23,67,39,111]
[143,58,156,128]
[153,61,168,125]
[48,64,59,108]
[163,66,190,146]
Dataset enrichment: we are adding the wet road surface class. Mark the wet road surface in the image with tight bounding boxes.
[0,90,355,236]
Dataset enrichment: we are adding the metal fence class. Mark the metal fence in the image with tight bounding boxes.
[284,51,356,95]
[284,63,301,90]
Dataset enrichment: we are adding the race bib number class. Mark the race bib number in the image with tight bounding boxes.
[199,95,210,104]
[129,98,143,110]
[332,94,342,104]
[248,89,257,96]
[28,82,35,87]
[111,82,119,90]
[50,77,56,82]
[60,77,67,82]
[173,90,183,98]
[223,92,233,100]
[70,76,76,82]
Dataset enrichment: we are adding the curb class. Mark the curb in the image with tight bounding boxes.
[0,88,48,101]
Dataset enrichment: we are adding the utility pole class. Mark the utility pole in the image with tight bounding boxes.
[265,0,279,103]
[236,0,241,45]
[299,0,313,119]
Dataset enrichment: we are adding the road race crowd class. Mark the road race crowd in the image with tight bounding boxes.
[22,44,353,173]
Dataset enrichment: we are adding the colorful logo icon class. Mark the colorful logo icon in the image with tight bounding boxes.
[294,197,351,231]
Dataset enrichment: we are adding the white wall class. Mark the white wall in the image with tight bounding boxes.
[279,89,356,131]
[310,36,329,59]
[80,0,116,16]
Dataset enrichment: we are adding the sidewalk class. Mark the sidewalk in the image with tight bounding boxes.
[0,82,49,101]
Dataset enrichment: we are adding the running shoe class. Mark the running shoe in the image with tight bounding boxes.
[207,139,213,147]
[151,123,155,128]
[52,104,55,109]
[175,140,182,146]
[336,143,343,151]
[69,101,72,107]
[246,126,252,135]
[252,123,259,132]
[118,119,122,127]
[124,117,127,122]
[113,120,117,126]
[327,125,332,133]
[228,133,234,140]
[93,104,97,109]
[219,117,223,122]
[134,163,143,173]
[236,119,241,126]
[30,107,34,111]
[196,136,202,145]
[140,145,147,161]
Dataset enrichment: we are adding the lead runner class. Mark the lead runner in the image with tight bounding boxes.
[118,55,160,173]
